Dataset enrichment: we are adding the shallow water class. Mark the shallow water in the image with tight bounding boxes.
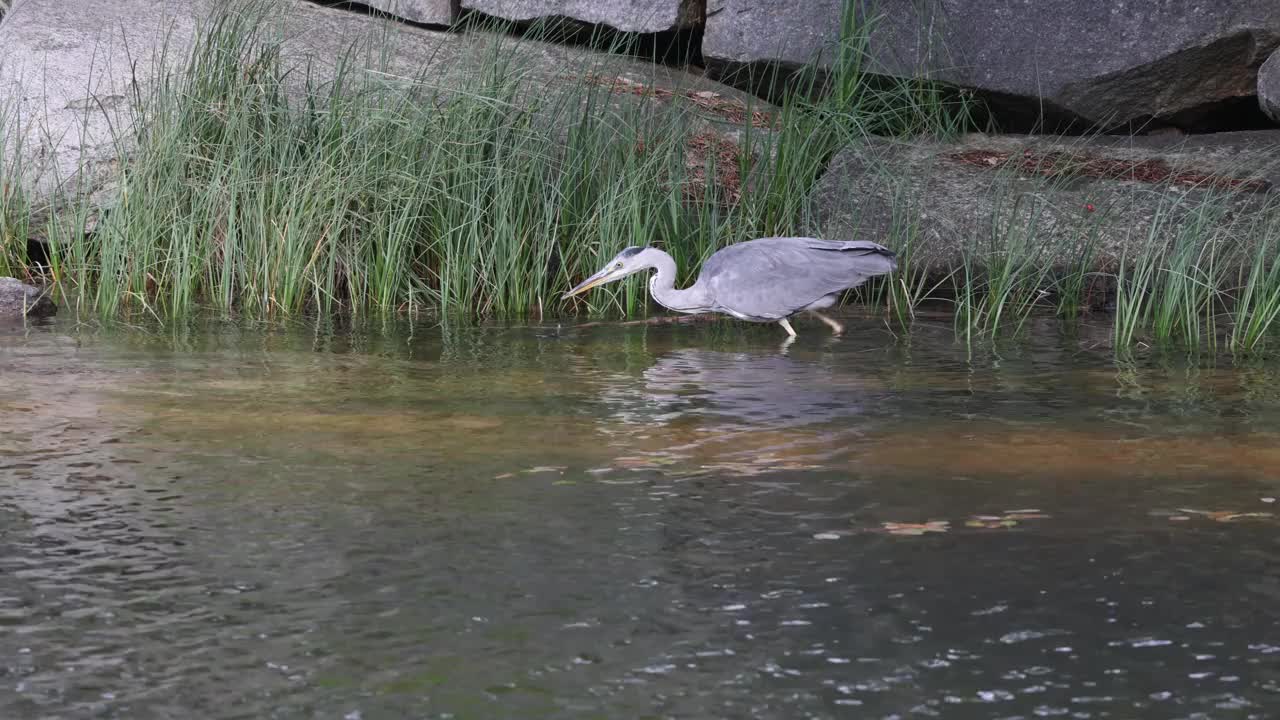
[3,316,1280,719]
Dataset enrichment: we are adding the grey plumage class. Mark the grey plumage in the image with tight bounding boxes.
[563,236,897,339]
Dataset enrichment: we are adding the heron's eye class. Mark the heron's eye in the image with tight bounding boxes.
[614,263,623,270]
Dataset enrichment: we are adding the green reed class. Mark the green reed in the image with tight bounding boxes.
[1106,190,1280,352]
[0,100,29,278]
[1229,221,1280,353]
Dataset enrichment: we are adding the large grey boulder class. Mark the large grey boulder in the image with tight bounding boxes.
[461,0,702,33]
[1261,50,1280,123]
[703,0,840,69]
[363,0,455,26]
[0,277,56,320]
[0,0,201,216]
[1,0,759,229]
[809,131,1280,271]
[705,0,1280,131]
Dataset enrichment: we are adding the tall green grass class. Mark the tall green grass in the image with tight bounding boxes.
[16,0,966,321]
[1108,193,1280,354]
[0,100,30,278]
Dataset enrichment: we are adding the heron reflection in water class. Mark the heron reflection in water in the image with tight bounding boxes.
[563,237,896,343]
[596,348,876,473]
[638,348,872,428]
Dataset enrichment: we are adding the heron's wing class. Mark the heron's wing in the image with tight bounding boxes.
[703,237,896,320]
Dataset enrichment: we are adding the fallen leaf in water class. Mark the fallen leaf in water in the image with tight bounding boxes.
[613,457,647,467]
[1262,497,1276,504]
[493,472,515,480]
[813,532,842,540]
[966,518,1019,529]
[615,456,681,469]
[964,512,1049,529]
[1213,512,1273,522]
[523,466,566,474]
[882,521,949,536]
[1176,509,1274,522]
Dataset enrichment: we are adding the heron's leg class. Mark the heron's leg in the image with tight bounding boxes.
[807,310,844,335]
[779,318,797,337]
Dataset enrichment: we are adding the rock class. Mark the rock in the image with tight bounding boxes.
[363,0,455,26]
[0,277,56,320]
[460,0,703,33]
[1261,50,1280,123]
[808,131,1280,271]
[0,0,201,219]
[704,1,1280,131]
[703,0,841,69]
[1,0,761,228]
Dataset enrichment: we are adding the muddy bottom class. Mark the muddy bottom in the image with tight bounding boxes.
[3,316,1280,719]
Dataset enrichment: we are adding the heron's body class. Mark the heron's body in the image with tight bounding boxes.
[564,237,897,339]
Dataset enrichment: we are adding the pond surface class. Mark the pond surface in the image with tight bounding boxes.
[3,316,1280,719]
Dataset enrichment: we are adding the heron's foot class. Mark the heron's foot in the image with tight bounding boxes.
[808,310,844,335]
[779,318,797,338]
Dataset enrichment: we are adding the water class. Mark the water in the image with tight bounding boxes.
[4,316,1280,719]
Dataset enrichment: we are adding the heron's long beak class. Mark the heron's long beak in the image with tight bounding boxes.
[562,267,623,299]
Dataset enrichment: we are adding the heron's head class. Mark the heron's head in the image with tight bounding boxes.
[563,246,655,299]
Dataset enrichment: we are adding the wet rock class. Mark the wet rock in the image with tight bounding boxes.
[460,0,703,33]
[704,1,1280,131]
[0,277,56,320]
[808,131,1280,271]
[363,0,456,26]
[1261,50,1280,123]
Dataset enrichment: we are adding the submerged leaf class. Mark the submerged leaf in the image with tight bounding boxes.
[966,518,1019,529]
[882,521,949,536]
[1175,508,1274,522]
[965,511,1049,529]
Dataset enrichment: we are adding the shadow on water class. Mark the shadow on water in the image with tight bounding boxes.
[3,315,1280,718]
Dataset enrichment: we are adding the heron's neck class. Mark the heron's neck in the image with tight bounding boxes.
[647,251,712,314]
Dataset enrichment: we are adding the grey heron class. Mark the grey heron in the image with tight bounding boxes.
[562,237,897,338]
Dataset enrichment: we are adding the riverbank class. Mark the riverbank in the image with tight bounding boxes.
[1,0,1278,351]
